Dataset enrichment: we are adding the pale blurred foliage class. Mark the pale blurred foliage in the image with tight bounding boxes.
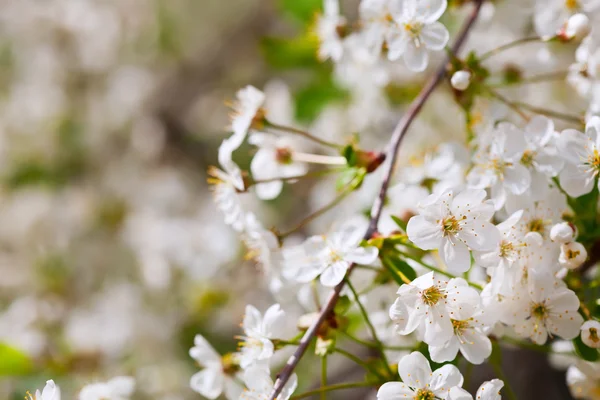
[0,0,271,398]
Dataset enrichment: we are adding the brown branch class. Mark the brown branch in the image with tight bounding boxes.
[268,1,486,398]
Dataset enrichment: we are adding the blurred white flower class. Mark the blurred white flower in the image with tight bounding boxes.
[79,376,135,400]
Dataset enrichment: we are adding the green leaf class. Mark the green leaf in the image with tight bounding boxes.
[387,256,417,282]
[334,295,352,315]
[261,35,320,70]
[0,343,32,376]
[567,183,599,241]
[278,0,322,24]
[381,254,416,285]
[390,215,408,232]
[342,144,358,167]
[574,335,600,361]
[294,75,349,123]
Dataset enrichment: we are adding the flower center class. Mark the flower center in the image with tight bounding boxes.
[566,248,581,260]
[452,319,470,335]
[565,0,579,11]
[421,286,444,306]
[414,389,435,400]
[528,218,546,234]
[221,353,241,375]
[531,303,548,320]
[499,240,515,258]
[276,147,293,164]
[586,148,600,173]
[442,216,460,236]
[403,21,423,38]
[521,150,535,167]
[589,327,599,343]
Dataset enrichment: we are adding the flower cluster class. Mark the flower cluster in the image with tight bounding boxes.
[198,0,600,399]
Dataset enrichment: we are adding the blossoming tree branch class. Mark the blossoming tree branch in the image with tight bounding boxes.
[186,0,600,399]
[31,0,600,399]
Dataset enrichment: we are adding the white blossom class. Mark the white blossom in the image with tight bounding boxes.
[534,0,600,39]
[448,379,504,400]
[508,269,584,344]
[407,188,500,273]
[238,304,286,368]
[282,218,378,287]
[240,365,297,400]
[79,377,135,400]
[386,0,450,71]
[228,86,265,150]
[189,334,243,400]
[249,133,308,200]
[27,380,61,400]
[559,242,588,269]
[377,351,464,400]
[317,0,346,61]
[557,117,600,197]
[551,222,576,243]
[581,320,600,348]
[467,122,531,209]
[567,361,600,399]
[389,272,481,346]
[451,71,472,91]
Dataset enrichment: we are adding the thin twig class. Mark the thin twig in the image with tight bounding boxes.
[266,121,342,149]
[489,70,569,87]
[479,36,542,61]
[346,279,394,377]
[268,2,485,398]
[290,382,374,400]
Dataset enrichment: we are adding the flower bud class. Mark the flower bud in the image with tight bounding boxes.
[451,70,471,91]
[559,242,587,269]
[566,13,591,40]
[550,222,575,243]
[581,320,600,348]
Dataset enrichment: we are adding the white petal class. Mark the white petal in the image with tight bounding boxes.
[448,387,474,400]
[403,42,429,72]
[559,163,595,197]
[420,22,449,50]
[190,368,224,399]
[424,304,454,345]
[407,215,442,250]
[419,0,448,23]
[346,246,379,264]
[458,221,500,252]
[503,164,531,194]
[458,329,492,364]
[476,379,504,400]
[377,382,415,399]
[190,334,221,364]
[429,338,460,363]
[320,261,349,287]
[430,364,464,394]
[440,238,471,274]
[398,351,432,389]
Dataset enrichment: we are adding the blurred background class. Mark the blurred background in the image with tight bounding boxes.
[0,0,584,398]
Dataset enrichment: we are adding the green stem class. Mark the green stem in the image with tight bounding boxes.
[333,347,386,381]
[251,167,342,185]
[278,185,354,238]
[489,70,569,87]
[490,359,518,400]
[290,382,374,400]
[321,356,327,400]
[398,251,483,290]
[479,36,542,61]
[346,279,395,378]
[339,330,379,349]
[266,121,342,149]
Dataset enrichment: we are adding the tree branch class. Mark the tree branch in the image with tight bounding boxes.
[268,2,485,398]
